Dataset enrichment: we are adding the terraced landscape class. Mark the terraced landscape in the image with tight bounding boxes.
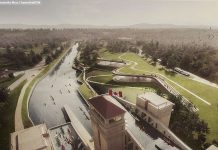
[85,49,218,143]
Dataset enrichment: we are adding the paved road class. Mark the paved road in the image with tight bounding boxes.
[9,59,45,91]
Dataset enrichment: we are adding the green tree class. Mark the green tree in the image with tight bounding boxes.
[45,55,52,64]
[8,73,14,78]
[167,55,177,69]
[0,87,9,102]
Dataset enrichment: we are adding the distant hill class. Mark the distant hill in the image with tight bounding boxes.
[0,23,217,29]
[0,24,122,29]
[128,23,214,29]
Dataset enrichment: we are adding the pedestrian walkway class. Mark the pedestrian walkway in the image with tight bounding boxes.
[14,69,42,131]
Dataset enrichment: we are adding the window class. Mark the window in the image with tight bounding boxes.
[98,130,101,148]
[109,116,122,123]
[128,143,133,150]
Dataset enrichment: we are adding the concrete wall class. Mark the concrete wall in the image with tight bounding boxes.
[124,129,145,150]
[136,97,147,109]
[135,107,191,150]
[136,96,173,127]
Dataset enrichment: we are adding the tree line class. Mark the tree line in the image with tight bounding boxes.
[0,40,68,70]
[2,48,42,69]
[44,44,65,65]
[141,41,218,82]
[77,41,99,67]
[107,40,138,53]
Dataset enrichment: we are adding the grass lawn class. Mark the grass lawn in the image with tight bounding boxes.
[88,75,114,83]
[86,70,161,103]
[111,86,156,104]
[86,70,114,83]
[78,83,96,100]
[86,70,113,78]
[100,51,218,142]
[0,74,23,88]
[0,80,26,150]
[22,46,71,128]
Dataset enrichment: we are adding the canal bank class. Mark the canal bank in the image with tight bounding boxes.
[28,43,92,133]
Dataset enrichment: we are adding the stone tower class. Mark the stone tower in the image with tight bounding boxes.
[89,95,126,150]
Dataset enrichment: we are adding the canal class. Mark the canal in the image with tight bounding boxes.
[29,43,92,133]
[29,43,178,149]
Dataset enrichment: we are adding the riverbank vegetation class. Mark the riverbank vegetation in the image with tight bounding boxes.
[0,80,26,150]
[77,42,99,67]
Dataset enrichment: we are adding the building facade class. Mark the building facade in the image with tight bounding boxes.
[89,95,126,150]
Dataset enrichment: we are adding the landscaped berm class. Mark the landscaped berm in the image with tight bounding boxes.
[100,51,218,141]
[76,42,218,149]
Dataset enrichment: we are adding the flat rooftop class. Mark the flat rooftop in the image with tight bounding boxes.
[89,95,125,119]
[103,95,178,150]
[11,124,53,150]
[138,92,174,108]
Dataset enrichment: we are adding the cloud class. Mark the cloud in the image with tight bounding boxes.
[0,0,217,26]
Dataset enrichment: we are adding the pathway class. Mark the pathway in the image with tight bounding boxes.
[9,59,45,91]
[117,53,211,105]
[14,67,43,131]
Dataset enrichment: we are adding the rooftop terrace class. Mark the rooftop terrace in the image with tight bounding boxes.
[138,92,174,109]
[11,124,53,150]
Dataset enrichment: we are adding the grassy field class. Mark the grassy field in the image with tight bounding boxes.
[81,69,158,102]
[22,46,71,128]
[99,50,218,142]
[79,79,157,104]
[0,80,26,150]
[0,74,23,88]
[86,70,113,77]
[109,86,156,103]
[86,69,162,103]
[78,83,96,100]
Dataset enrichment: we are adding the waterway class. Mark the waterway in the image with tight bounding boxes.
[29,43,178,149]
[28,43,92,133]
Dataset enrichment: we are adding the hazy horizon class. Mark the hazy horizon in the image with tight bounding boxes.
[0,0,218,26]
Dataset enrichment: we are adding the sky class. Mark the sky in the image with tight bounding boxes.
[0,0,218,26]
